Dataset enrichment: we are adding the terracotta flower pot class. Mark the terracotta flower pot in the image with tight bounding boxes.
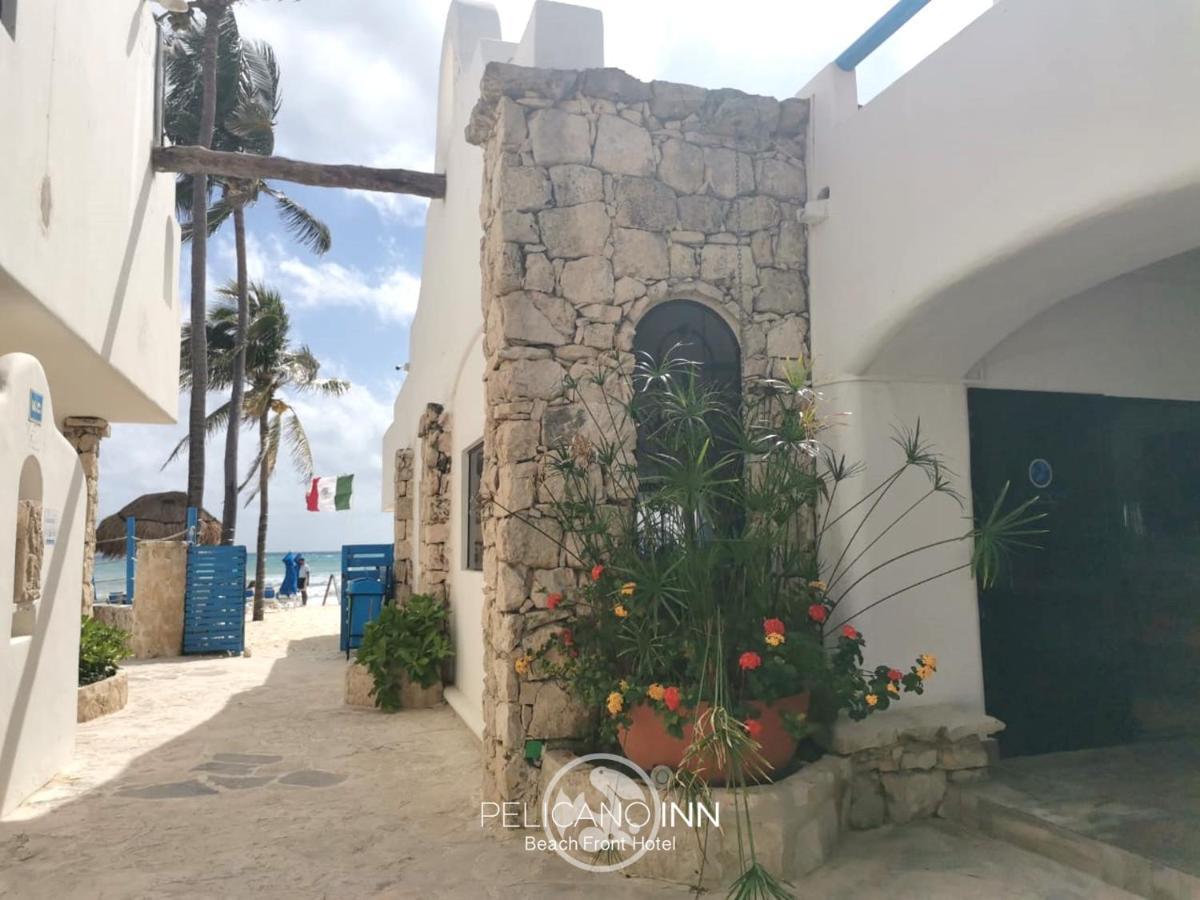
[618,692,810,785]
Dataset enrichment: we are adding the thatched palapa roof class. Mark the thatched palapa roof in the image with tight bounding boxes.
[95,491,222,559]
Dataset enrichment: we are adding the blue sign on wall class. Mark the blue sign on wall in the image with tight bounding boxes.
[28,390,43,425]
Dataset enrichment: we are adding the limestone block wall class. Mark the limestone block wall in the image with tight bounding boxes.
[130,540,186,659]
[467,62,810,803]
[393,449,415,601]
[417,403,452,600]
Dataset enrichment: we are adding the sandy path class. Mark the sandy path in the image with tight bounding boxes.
[0,606,1129,899]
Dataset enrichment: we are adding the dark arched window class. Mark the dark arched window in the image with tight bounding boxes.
[632,300,740,395]
[632,301,742,545]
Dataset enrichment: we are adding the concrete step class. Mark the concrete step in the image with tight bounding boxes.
[942,777,1200,900]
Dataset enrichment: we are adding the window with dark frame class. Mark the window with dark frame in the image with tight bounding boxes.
[465,441,484,571]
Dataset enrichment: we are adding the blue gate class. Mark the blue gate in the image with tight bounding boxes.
[339,544,394,655]
[184,544,247,654]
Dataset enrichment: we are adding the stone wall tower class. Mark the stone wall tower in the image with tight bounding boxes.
[467,62,810,804]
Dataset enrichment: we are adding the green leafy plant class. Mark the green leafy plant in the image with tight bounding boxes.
[356,595,454,711]
[79,617,131,686]
[499,352,1043,899]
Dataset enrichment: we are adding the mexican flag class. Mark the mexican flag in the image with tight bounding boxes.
[306,474,353,512]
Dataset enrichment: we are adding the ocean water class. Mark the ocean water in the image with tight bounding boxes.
[93,550,344,602]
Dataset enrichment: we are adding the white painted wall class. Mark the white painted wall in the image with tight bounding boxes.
[801,0,1200,713]
[382,1,603,735]
[0,355,85,817]
[971,249,1200,402]
[802,0,1200,384]
[444,334,487,738]
[0,0,180,426]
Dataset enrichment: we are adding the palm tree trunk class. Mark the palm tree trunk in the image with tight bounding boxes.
[221,201,248,544]
[186,1,226,510]
[253,404,270,622]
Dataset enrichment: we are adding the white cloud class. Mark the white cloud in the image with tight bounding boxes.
[214,232,422,324]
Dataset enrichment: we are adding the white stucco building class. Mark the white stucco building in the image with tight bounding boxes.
[0,0,180,815]
[386,0,1200,798]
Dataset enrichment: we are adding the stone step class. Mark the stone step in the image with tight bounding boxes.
[942,778,1200,900]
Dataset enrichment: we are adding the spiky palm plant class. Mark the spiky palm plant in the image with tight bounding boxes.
[171,284,348,620]
[164,5,330,545]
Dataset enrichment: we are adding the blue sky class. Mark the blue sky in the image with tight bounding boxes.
[101,0,991,552]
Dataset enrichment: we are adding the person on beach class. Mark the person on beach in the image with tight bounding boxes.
[298,556,310,606]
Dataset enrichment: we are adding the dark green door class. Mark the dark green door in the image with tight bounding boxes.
[969,388,1200,756]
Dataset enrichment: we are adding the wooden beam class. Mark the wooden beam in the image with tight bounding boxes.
[152,145,446,199]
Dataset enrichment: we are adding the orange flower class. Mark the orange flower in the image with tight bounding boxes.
[865,693,878,708]
[546,592,563,610]
[647,683,665,701]
[591,564,605,582]
[765,632,785,648]
[514,656,531,676]
[739,651,762,671]
[808,579,827,592]
[606,692,624,716]
[763,618,786,636]
[619,582,636,597]
[613,603,629,618]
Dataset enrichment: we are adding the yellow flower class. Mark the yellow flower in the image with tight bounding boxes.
[613,603,629,618]
[916,665,934,681]
[606,691,624,716]
[887,682,900,695]
[808,579,827,592]
[865,693,878,708]
[920,653,938,671]
[620,581,636,597]
[514,655,531,676]
[765,632,785,647]
[619,679,629,692]
[647,683,666,701]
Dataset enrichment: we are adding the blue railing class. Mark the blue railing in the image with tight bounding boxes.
[835,0,933,71]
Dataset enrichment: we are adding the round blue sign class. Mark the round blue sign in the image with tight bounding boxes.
[1028,458,1053,489]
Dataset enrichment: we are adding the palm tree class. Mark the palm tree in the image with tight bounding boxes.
[165,10,331,544]
[162,0,232,513]
[174,284,348,620]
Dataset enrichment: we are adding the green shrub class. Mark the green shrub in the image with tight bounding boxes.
[355,595,454,711]
[79,616,131,686]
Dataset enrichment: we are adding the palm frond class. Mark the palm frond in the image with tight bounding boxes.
[264,187,332,254]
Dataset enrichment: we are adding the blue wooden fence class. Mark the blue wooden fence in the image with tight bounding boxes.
[339,544,394,655]
[184,544,247,654]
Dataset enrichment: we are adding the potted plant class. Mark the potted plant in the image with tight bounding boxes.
[504,354,1040,896]
[354,594,454,711]
[78,616,132,722]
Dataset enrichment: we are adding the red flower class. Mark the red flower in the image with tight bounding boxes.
[744,718,764,740]
[841,625,860,640]
[887,668,903,682]
[591,564,604,582]
[808,603,828,624]
[739,651,762,671]
[546,592,563,610]
[560,628,573,646]
[663,686,682,712]
[762,617,786,636]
